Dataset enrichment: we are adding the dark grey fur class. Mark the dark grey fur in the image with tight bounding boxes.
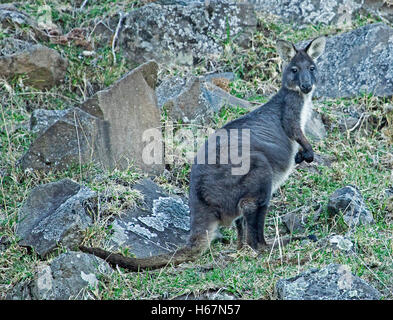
[188,36,326,251]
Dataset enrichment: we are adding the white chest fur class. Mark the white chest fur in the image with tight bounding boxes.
[300,90,314,131]
[271,90,314,194]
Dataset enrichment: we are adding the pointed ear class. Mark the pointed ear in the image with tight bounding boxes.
[276,39,297,62]
[305,36,326,60]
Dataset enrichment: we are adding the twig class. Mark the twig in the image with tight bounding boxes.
[112,12,124,65]
[80,0,89,11]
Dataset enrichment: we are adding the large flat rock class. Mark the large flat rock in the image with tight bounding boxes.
[80,60,164,174]
[16,179,96,256]
[109,179,190,258]
[20,61,164,175]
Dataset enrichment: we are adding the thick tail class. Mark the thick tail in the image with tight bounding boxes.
[79,245,199,271]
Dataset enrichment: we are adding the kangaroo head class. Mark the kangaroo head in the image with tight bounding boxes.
[276,36,326,94]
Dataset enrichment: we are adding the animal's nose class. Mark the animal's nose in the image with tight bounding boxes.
[301,84,312,93]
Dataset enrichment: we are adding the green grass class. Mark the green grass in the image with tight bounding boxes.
[1,1,392,300]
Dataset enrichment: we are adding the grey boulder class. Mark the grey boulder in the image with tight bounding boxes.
[109,179,190,258]
[30,109,69,135]
[20,61,163,175]
[0,40,67,89]
[117,1,257,66]
[157,74,251,123]
[8,252,111,300]
[19,107,101,171]
[312,23,393,98]
[16,179,96,256]
[276,263,381,300]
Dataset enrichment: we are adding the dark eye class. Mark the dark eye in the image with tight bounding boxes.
[310,66,315,71]
[291,67,298,73]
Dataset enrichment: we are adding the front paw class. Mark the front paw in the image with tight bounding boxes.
[295,151,304,164]
[303,149,314,163]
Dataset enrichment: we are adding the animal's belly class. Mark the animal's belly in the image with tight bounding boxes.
[271,142,299,194]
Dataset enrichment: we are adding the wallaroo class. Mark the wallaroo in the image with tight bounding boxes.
[80,36,326,270]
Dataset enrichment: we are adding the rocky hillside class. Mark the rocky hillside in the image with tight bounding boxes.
[0,0,392,300]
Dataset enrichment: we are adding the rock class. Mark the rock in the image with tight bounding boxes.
[109,179,190,258]
[0,235,10,252]
[361,0,393,25]
[310,23,393,98]
[282,212,306,234]
[30,109,69,134]
[8,252,111,300]
[19,107,103,171]
[327,234,354,253]
[174,290,237,300]
[304,109,327,142]
[80,60,164,174]
[0,43,68,89]
[20,61,164,174]
[0,38,32,56]
[327,185,374,227]
[117,2,257,66]
[296,153,335,175]
[16,179,96,256]
[157,75,251,123]
[316,233,355,254]
[0,4,48,42]
[276,263,381,300]
[203,72,235,84]
[251,0,363,27]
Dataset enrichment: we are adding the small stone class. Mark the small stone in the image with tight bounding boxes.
[276,263,381,300]
[327,185,374,227]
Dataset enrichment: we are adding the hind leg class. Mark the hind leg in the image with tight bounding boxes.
[238,198,259,250]
[234,216,245,249]
[256,203,269,247]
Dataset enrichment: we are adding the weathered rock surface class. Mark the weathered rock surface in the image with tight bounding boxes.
[276,263,381,300]
[0,4,48,42]
[16,179,96,256]
[8,252,111,300]
[109,179,190,258]
[30,109,69,134]
[80,60,164,174]
[327,185,374,227]
[324,234,355,253]
[117,2,257,66]
[282,211,306,234]
[158,0,393,26]
[157,74,251,123]
[310,23,393,98]
[251,0,363,27]
[20,61,163,174]
[361,0,393,25]
[19,107,102,171]
[0,43,68,89]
